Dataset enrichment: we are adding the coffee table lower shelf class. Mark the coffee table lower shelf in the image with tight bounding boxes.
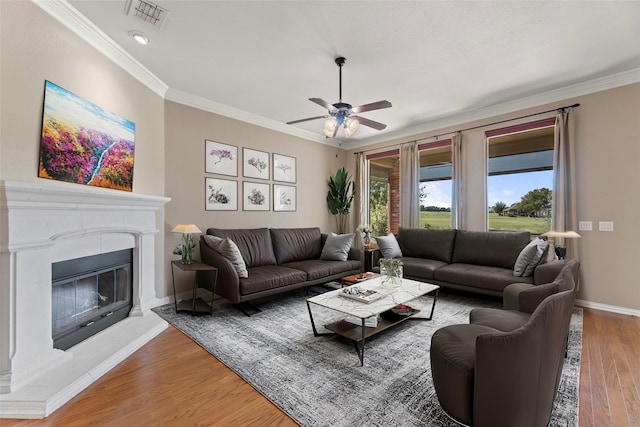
[324,309,421,341]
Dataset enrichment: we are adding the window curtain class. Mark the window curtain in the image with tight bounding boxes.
[354,152,369,248]
[451,132,463,229]
[552,110,579,259]
[400,142,420,228]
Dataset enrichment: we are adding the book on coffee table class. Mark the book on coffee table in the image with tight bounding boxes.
[339,287,385,303]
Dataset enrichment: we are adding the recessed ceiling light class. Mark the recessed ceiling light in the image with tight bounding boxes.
[128,30,150,45]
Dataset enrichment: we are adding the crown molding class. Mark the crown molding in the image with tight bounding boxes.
[164,88,334,146]
[345,67,640,149]
[33,0,168,98]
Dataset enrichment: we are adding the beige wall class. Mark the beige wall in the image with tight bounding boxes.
[346,84,640,312]
[163,101,345,296]
[0,1,167,298]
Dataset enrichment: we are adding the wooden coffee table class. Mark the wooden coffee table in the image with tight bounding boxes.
[306,277,439,366]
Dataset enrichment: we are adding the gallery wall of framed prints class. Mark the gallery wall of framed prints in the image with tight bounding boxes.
[203,140,297,212]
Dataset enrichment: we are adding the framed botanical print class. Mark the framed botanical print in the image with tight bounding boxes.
[243,148,270,180]
[272,153,296,183]
[273,184,296,212]
[205,140,237,176]
[243,181,270,211]
[205,178,237,211]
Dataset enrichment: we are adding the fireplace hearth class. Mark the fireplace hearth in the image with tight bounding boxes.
[52,249,133,350]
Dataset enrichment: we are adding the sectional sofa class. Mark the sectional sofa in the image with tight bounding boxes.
[373,228,568,298]
[197,227,361,307]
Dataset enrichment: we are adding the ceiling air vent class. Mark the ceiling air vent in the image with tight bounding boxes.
[125,0,170,30]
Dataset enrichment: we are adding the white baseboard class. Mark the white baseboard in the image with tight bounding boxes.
[575,299,640,317]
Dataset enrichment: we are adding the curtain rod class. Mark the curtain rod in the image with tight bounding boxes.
[354,102,580,155]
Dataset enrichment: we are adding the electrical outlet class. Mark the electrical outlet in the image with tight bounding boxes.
[599,221,614,232]
[579,221,592,231]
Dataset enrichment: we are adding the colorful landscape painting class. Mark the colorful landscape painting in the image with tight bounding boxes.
[39,81,135,191]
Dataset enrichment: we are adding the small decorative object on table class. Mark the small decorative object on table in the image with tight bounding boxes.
[172,224,202,265]
[340,286,385,303]
[357,224,372,247]
[379,258,403,288]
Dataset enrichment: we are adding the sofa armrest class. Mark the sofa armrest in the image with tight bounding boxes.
[504,281,559,313]
[198,237,241,303]
[533,260,567,285]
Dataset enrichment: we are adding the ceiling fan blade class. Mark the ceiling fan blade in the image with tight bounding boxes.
[286,115,326,125]
[350,100,392,114]
[309,98,336,111]
[353,116,387,131]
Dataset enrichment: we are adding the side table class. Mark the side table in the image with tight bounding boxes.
[363,248,378,272]
[171,260,218,315]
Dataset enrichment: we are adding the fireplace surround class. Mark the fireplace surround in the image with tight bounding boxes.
[0,180,170,418]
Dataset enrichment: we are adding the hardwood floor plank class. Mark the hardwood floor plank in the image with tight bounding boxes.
[584,308,615,427]
[579,328,595,427]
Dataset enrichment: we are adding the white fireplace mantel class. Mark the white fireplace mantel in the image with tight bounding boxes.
[0,180,170,418]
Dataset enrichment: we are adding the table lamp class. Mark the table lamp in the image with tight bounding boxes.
[172,224,202,264]
[541,230,581,260]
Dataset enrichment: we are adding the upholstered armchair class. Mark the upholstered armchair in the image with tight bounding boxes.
[430,287,576,427]
[470,259,579,332]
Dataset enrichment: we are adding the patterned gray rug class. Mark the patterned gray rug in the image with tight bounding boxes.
[153,286,581,426]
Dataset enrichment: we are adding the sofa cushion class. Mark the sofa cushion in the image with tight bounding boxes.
[208,228,276,268]
[435,263,533,292]
[469,308,531,332]
[452,230,530,269]
[430,323,498,425]
[399,257,448,280]
[513,237,548,277]
[397,228,457,263]
[239,265,307,295]
[320,233,355,261]
[282,259,361,281]
[376,233,403,258]
[270,227,323,265]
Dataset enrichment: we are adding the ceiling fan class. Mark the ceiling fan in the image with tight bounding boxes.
[287,57,392,138]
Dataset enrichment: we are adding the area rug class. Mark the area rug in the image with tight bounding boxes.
[153,286,582,426]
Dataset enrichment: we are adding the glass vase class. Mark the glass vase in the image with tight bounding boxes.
[181,249,193,265]
[381,265,403,288]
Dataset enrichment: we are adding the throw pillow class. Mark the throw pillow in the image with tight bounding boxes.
[513,238,548,277]
[218,238,249,278]
[375,233,403,259]
[320,233,355,262]
[203,235,224,250]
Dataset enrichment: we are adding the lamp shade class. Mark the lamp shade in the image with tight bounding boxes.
[541,230,581,239]
[171,224,202,234]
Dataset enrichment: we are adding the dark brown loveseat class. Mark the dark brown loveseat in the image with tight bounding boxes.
[197,227,361,307]
[374,228,568,298]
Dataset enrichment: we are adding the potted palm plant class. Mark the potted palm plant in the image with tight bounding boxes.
[327,167,355,234]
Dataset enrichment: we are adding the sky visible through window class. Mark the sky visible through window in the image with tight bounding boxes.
[420,170,553,208]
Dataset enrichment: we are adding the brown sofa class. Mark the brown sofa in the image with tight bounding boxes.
[197,227,361,308]
[373,228,568,298]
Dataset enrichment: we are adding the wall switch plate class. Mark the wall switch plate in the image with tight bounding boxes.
[579,221,592,231]
[599,221,614,232]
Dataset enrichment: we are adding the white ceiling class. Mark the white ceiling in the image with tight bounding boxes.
[64,0,640,148]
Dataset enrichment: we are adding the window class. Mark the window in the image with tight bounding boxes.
[368,150,399,236]
[419,140,452,229]
[487,118,555,234]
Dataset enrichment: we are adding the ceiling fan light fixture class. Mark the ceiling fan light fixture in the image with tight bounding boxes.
[323,117,338,137]
[344,117,359,137]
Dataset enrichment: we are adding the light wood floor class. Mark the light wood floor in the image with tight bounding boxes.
[3,307,639,427]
